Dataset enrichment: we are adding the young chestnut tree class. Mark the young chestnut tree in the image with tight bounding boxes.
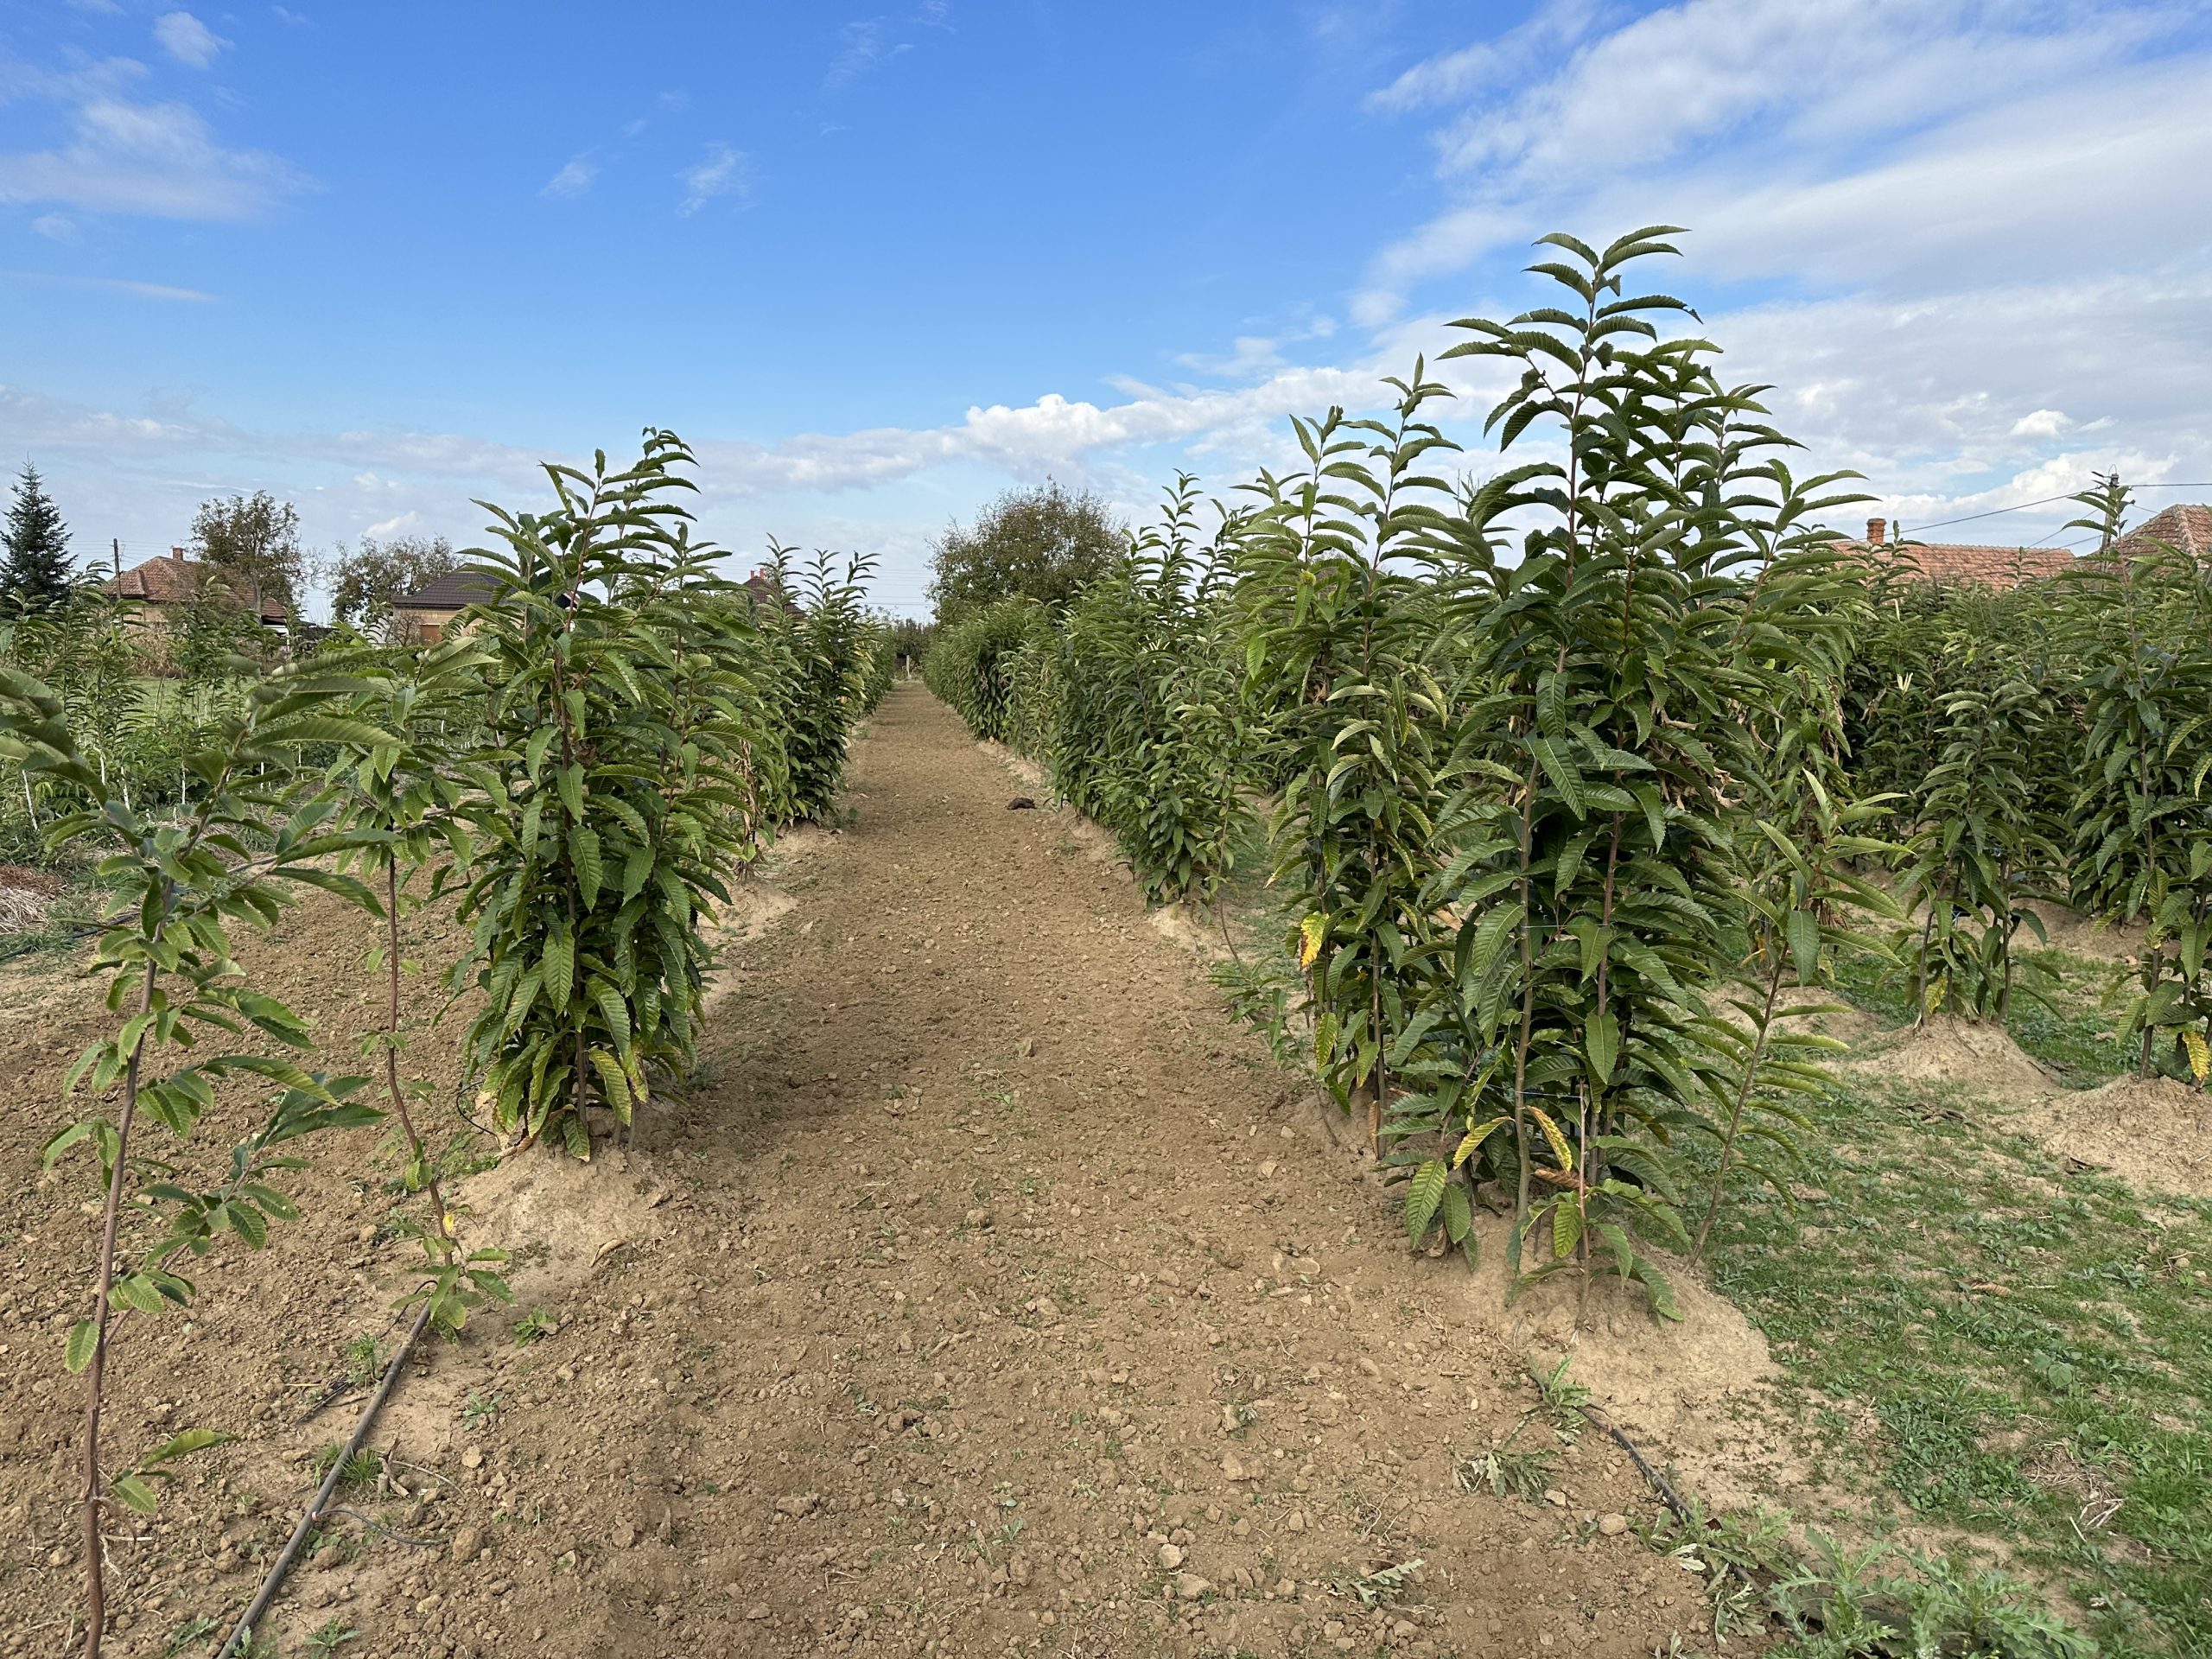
[0,660,392,1658]
[454,430,771,1155]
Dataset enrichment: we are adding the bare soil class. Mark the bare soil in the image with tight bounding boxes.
[0,687,1770,1659]
[1842,1014,2056,1092]
[2006,1072,2212,1198]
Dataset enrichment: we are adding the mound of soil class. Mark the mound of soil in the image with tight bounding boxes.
[2010,1072,2212,1198]
[1451,1214,1811,1517]
[0,862,65,934]
[1847,1013,2055,1091]
[2024,900,2146,966]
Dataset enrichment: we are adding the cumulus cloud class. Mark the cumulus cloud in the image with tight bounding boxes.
[1333,0,2212,547]
[154,12,231,68]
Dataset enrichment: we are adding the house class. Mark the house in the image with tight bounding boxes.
[102,550,289,626]
[389,563,794,643]
[2106,503,2212,565]
[1847,518,2076,589]
[389,569,497,643]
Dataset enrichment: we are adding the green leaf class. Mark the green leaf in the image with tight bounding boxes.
[65,1319,99,1374]
[1403,1159,1448,1242]
[1584,1011,1619,1090]
[1440,1179,1471,1244]
[1785,909,1821,986]
[111,1473,159,1514]
[143,1427,236,1465]
[575,827,603,910]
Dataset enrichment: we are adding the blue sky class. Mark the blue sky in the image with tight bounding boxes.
[4,2,2210,616]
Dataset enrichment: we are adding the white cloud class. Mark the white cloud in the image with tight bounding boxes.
[0,95,308,219]
[678,143,746,214]
[1369,0,1599,113]
[540,156,596,198]
[154,12,231,69]
[1358,0,2201,316]
[2010,409,2072,439]
[2,270,213,302]
[30,212,78,241]
[827,19,914,89]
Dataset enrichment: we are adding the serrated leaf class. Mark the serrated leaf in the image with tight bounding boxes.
[111,1473,158,1515]
[1403,1159,1448,1242]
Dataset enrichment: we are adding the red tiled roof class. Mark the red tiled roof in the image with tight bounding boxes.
[2106,503,2212,565]
[1875,542,2078,588]
[102,553,287,621]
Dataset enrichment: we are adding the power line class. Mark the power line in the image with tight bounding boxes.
[1907,482,2212,534]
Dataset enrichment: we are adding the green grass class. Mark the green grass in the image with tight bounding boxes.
[1702,1066,2212,1655]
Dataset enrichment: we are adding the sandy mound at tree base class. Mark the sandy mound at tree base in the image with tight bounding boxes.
[1439,1211,1816,1516]
[2008,1072,2212,1198]
[2024,899,2146,965]
[1846,1013,2056,1090]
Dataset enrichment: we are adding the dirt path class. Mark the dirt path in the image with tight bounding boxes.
[1,686,1734,1659]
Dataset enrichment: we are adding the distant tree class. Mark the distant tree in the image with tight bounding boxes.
[169,578,259,682]
[927,480,1121,622]
[190,489,304,614]
[1,463,73,613]
[327,533,460,636]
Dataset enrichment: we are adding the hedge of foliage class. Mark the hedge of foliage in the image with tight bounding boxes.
[924,229,2212,1319]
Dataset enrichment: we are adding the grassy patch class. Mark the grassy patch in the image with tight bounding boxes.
[1703,1071,2212,1655]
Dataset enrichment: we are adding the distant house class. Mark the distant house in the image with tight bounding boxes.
[389,563,795,643]
[1846,518,2075,590]
[389,569,498,643]
[103,550,289,626]
[2106,503,2212,565]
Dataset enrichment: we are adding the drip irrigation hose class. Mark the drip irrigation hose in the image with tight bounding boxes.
[217,1298,435,1658]
[1578,1402,1692,1523]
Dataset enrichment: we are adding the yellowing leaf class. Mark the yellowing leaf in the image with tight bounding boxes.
[1297,912,1326,970]
[1452,1116,1510,1169]
[2185,1027,2210,1085]
[1528,1106,1574,1174]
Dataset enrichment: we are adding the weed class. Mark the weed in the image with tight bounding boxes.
[341,1336,381,1389]
[512,1307,557,1346]
[1337,1558,1424,1610]
[1454,1423,1557,1502]
[159,1618,221,1659]
[309,1444,382,1486]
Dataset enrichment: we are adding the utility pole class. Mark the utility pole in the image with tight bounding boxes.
[112,538,122,583]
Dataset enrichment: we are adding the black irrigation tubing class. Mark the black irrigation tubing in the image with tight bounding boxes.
[217,1296,436,1659]
[1580,1402,1693,1525]
[291,1304,414,1425]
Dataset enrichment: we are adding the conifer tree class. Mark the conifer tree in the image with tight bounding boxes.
[1,463,74,613]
